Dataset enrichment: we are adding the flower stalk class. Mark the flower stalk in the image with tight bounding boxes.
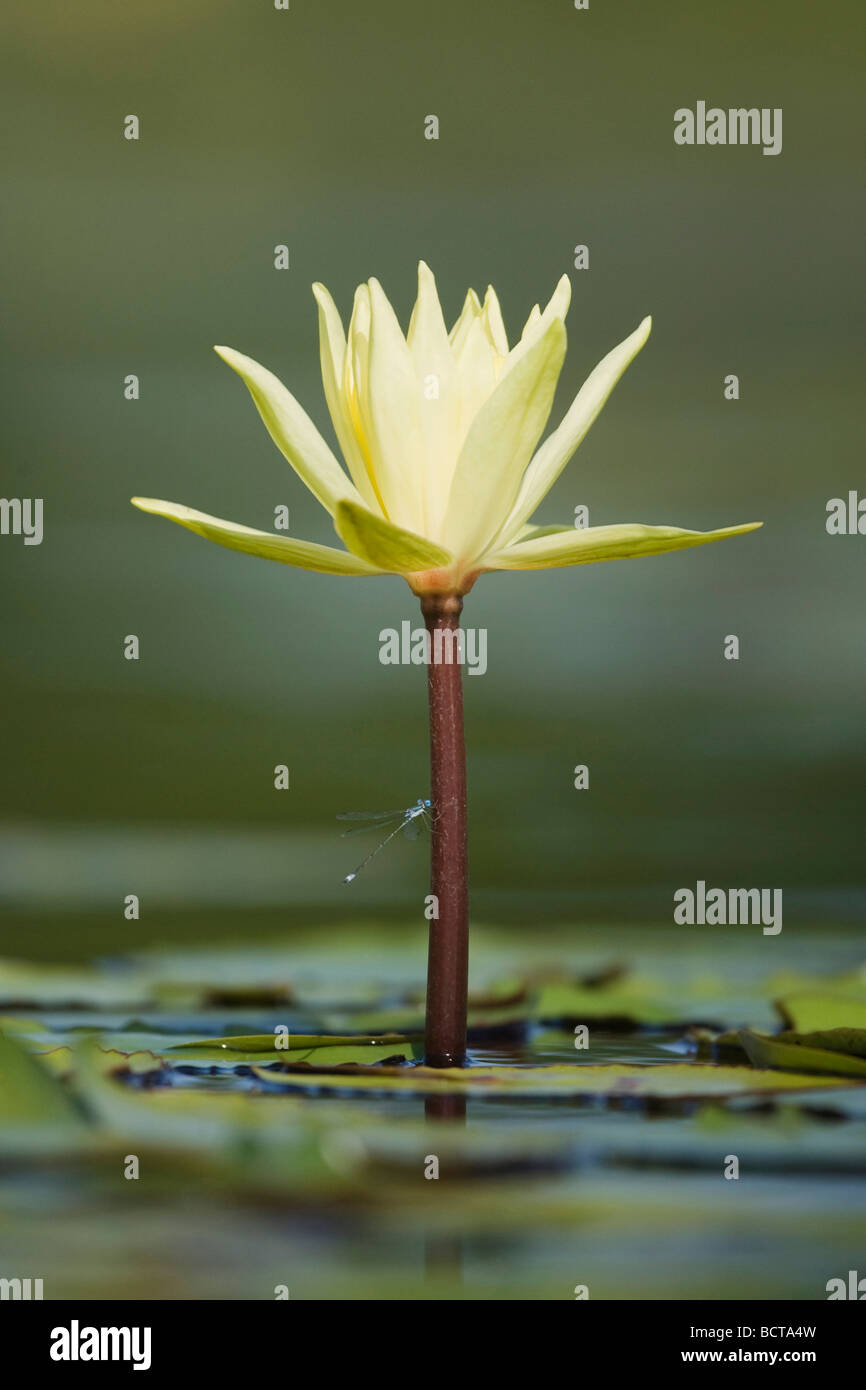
[422,592,469,1067]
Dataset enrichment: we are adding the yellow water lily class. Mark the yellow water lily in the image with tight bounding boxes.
[131,263,759,596]
[131,264,762,1068]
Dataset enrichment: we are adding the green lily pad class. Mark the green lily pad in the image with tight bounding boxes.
[19,1030,422,1070]
[251,1061,850,1099]
[775,992,866,1033]
[36,1046,167,1079]
[166,1033,424,1066]
[778,1028,866,1058]
[739,1029,866,1079]
[0,959,150,1010]
[529,978,679,1026]
[0,1029,86,1136]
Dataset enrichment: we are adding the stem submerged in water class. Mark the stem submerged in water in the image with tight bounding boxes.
[421,592,469,1068]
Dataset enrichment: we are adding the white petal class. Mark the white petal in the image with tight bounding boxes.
[497,315,652,544]
[448,287,482,350]
[486,520,762,570]
[520,303,542,338]
[361,278,428,532]
[343,285,388,515]
[442,317,567,563]
[131,498,382,574]
[481,286,509,355]
[214,345,362,517]
[406,262,461,535]
[407,261,448,357]
[452,316,499,450]
[504,274,571,375]
[540,274,572,324]
[312,283,382,513]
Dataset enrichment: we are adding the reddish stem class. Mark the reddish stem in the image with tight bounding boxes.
[421,592,469,1068]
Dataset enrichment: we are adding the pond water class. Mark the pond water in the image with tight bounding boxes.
[1,923,864,1300]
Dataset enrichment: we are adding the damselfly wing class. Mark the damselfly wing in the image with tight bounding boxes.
[337,799,432,882]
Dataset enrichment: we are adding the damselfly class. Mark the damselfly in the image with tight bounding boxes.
[337,798,432,883]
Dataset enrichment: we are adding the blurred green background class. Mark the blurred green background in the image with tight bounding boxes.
[1,0,863,960]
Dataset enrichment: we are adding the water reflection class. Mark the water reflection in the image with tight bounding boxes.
[424,1091,467,1288]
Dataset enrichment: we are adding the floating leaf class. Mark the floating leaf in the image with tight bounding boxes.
[530,977,683,1026]
[778,1028,866,1059]
[0,959,149,1010]
[166,1032,423,1066]
[0,1029,87,1147]
[18,1030,422,1070]
[775,992,866,1033]
[251,1061,850,1099]
[739,1029,866,1079]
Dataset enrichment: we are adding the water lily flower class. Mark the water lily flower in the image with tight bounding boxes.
[132,265,761,1070]
[131,263,759,597]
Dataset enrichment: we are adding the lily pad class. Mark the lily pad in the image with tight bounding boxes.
[166,1032,424,1066]
[529,977,680,1026]
[775,992,866,1033]
[0,959,149,1010]
[251,1061,851,1099]
[778,1028,866,1058]
[0,1034,86,1139]
[33,1045,166,1079]
[739,1029,866,1079]
[12,1024,423,1069]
